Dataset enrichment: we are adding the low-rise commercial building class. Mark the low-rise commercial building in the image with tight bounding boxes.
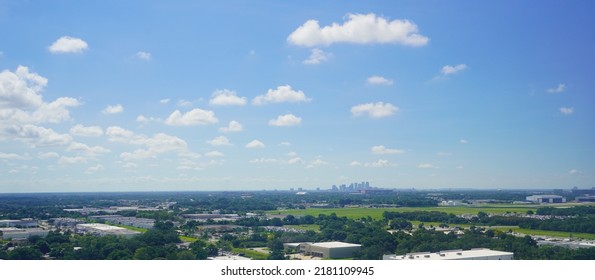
[0,219,39,228]
[75,223,140,238]
[0,227,49,240]
[383,248,513,260]
[288,242,362,259]
[526,195,566,204]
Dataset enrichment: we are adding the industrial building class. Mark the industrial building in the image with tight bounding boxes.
[526,195,566,204]
[0,227,49,240]
[0,218,39,228]
[383,248,513,260]
[75,223,140,238]
[285,242,362,259]
[89,215,155,229]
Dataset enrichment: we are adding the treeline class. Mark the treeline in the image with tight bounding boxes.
[536,206,595,216]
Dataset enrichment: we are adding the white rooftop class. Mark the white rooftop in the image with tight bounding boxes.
[385,248,513,260]
[311,242,362,248]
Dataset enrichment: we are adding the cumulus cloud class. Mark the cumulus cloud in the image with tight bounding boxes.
[365,159,394,168]
[560,107,573,115]
[245,139,265,149]
[0,152,28,160]
[371,145,404,155]
[206,136,231,146]
[441,64,467,75]
[136,51,151,61]
[548,83,566,93]
[102,104,124,114]
[269,114,302,127]
[351,102,397,118]
[303,48,332,64]
[165,108,218,126]
[0,66,47,108]
[253,85,310,105]
[367,76,394,85]
[249,158,279,164]
[219,120,243,133]
[58,156,87,164]
[85,164,105,174]
[70,124,103,137]
[118,133,189,161]
[67,142,110,156]
[3,124,72,147]
[287,157,304,165]
[288,13,429,47]
[49,36,88,54]
[38,152,59,159]
[205,151,224,157]
[306,159,329,169]
[209,89,247,106]
[349,161,362,167]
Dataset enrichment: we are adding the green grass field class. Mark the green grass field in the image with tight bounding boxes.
[267,206,539,220]
[231,248,269,260]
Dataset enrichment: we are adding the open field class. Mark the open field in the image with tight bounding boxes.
[231,248,269,260]
[267,206,540,220]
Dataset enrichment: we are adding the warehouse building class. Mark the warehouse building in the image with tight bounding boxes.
[291,242,361,259]
[526,195,566,204]
[0,227,49,240]
[75,223,140,238]
[0,218,39,228]
[383,248,513,260]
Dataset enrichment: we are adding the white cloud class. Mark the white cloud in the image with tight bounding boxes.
[371,145,404,155]
[418,163,435,169]
[102,104,124,114]
[85,164,105,174]
[365,159,394,168]
[160,98,170,104]
[209,89,247,106]
[569,169,581,175]
[269,114,302,127]
[253,85,310,105]
[205,151,224,157]
[3,124,72,147]
[303,48,332,64]
[349,161,362,166]
[136,115,160,124]
[548,83,566,93]
[560,107,573,115]
[219,120,243,133]
[67,142,110,156]
[177,100,193,107]
[106,126,136,143]
[287,152,298,157]
[119,133,189,161]
[249,158,279,164]
[207,136,231,146]
[0,152,28,160]
[0,66,46,108]
[288,13,429,47]
[136,51,151,61]
[441,64,467,75]
[306,159,329,169]
[70,124,103,137]
[58,156,87,164]
[48,36,88,54]
[245,139,265,149]
[459,139,468,144]
[165,108,218,126]
[287,157,304,165]
[351,102,397,118]
[367,76,393,85]
[38,152,59,159]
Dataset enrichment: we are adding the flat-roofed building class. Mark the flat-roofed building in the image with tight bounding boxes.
[0,219,39,228]
[299,241,361,259]
[75,223,140,238]
[526,195,566,204]
[0,227,49,240]
[383,248,513,260]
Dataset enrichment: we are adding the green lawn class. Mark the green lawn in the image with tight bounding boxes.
[267,206,540,220]
[231,248,269,260]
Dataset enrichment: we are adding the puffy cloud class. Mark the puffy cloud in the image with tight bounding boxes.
[58,156,87,164]
[219,120,243,133]
[249,158,279,164]
[268,114,302,127]
[459,139,468,144]
[367,76,393,85]
[85,164,105,174]
[548,83,566,93]
[119,133,189,161]
[209,89,247,106]
[0,66,46,109]
[38,152,59,159]
[177,100,193,107]
[106,126,137,143]
[70,124,103,137]
[349,161,362,166]
[205,151,224,157]
[136,115,160,124]
[560,107,573,115]
[165,108,218,126]
[351,102,397,118]
[371,145,404,155]
[303,48,332,64]
[287,13,429,47]
[48,36,88,54]
[441,64,467,75]
[206,136,231,146]
[136,51,151,61]
[67,142,110,156]
[253,85,310,105]
[245,139,265,149]
[306,159,329,169]
[0,152,28,160]
[102,104,124,114]
[160,98,170,104]
[418,163,435,169]
[287,157,304,165]
[365,159,393,168]
[2,124,72,147]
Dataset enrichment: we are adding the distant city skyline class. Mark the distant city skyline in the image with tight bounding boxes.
[0,1,593,192]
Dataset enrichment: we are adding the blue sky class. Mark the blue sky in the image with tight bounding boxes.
[0,1,593,192]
